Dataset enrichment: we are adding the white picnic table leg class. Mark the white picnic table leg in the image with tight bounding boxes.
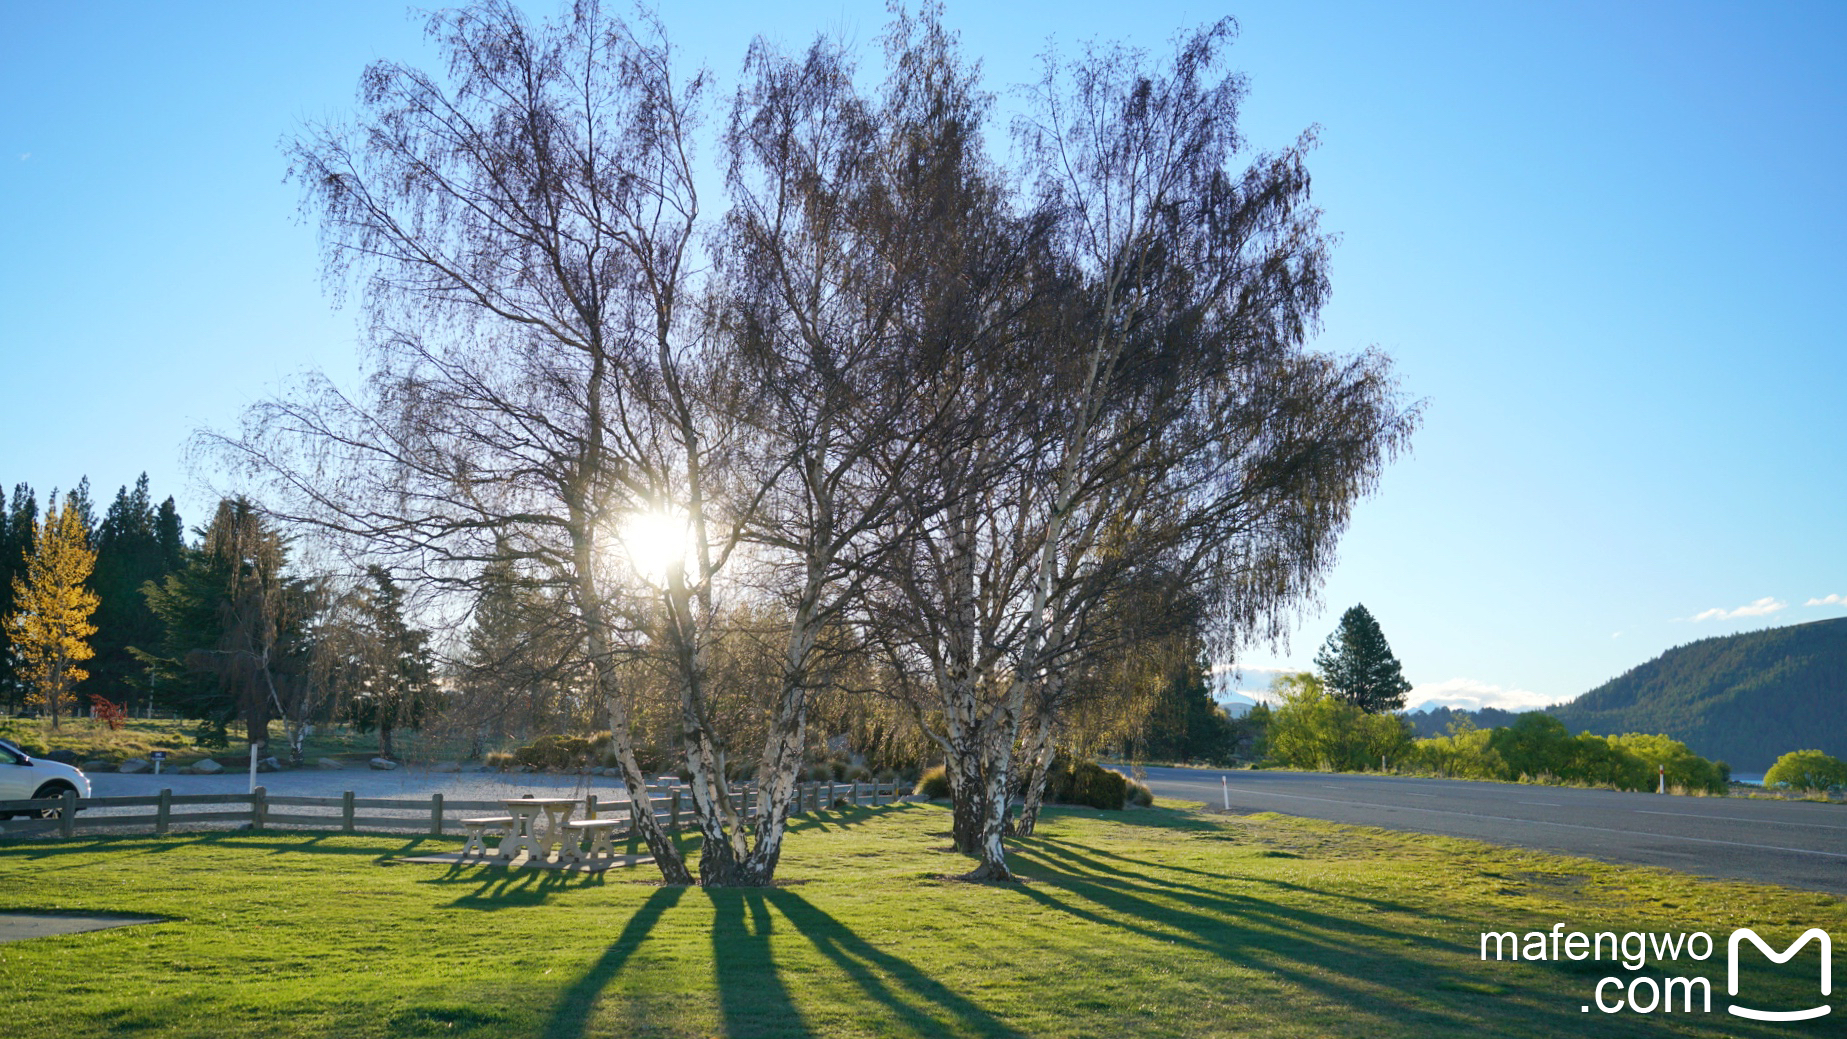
[549,805,582,864]
[497,806,545,862]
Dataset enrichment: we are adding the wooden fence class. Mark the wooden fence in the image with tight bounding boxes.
[0,780,907,840]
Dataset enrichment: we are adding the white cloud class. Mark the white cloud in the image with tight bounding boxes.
[1405,677,1565,714]
[1806,594,1846,607]
[17,153,28,161]
[1214,665,1300,704]
[1689,596,1787,622]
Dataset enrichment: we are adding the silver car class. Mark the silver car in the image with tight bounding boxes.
[0,737,91,816]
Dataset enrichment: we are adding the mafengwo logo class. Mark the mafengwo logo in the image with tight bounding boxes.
[1477,924,1832,1019]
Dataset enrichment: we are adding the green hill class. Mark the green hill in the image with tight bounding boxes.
[1549,617,1847,772]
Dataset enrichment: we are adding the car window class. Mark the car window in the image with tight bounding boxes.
[0,744,17,766]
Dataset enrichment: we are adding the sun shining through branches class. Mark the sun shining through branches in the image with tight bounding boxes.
[614,509,694,586]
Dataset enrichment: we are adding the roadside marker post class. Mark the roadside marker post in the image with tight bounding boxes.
[1658,764,1666,794]
[1222,775,1230,810]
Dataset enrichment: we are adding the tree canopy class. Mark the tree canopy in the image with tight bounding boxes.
[5,494,99,729]
[1313,603,1412,714]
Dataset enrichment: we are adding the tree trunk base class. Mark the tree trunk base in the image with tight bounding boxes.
[959,861,1016,883]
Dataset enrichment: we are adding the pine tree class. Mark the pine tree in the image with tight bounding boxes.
[88,474,179,711]
[139,498,313,747]
[1313,604,1413,714]
[154,497,185,571]
[0,484,38,712]
[64,477,95,540]
[339,566,437,760]
[6,496,100,729]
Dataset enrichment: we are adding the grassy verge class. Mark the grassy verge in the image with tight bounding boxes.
[0,717,464,768]
[1,800,1840,1038]
[0,717,204,764]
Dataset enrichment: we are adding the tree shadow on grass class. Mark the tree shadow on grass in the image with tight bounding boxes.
[783,802,919,835]
[1025,836,1423,917]
[541,885,686,1039]
[536,881,1025,1039]
[1003,838,1798,1039]
[708,890,805,1038]
[761,889,1027,1039]
[0,831,442,867]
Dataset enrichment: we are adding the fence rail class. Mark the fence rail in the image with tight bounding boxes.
[0,780,906,840]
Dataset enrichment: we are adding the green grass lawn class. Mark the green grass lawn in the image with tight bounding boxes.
[2,801,1841,1038]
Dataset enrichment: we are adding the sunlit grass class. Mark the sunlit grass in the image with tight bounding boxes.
[2,800,1840,1037]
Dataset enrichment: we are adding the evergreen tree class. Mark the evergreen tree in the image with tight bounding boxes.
[1137,658,1237,764]
[0,484,38,712]
[155,496,185,571]
[88,474,180,711]
[451,544,582,752]
[1313,604,1413,714]
[64,477,95,540]
[6,496,100,729]
[339,566,438,760]
[138,499,314,747]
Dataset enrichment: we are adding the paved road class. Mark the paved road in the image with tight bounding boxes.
[1126,766,1847,895]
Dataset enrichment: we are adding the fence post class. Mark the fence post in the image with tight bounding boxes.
[826,781,835,810]
[851,781,860,807]
[156,788,171,835]
[342,790,356,833]
[59,788,77,838]
[586,793,598,820]
[670,790,681,833]
[431,793,444,836]
[252,786,267,831]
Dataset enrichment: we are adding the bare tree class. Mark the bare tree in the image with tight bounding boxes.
[878,19,1418,878]
[218,1,709,883]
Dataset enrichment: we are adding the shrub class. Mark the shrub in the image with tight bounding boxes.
[914,765,951,799]
[1606,733,1727,794]
[1265,673,1413,771]
[1409,718,1504,779]
[1043,755,1128,809]
[1764,749,1847,791]
[1125,778,1154,806]
[484,751,516,770]
[509,733,609,770]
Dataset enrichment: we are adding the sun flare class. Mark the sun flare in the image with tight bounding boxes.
[617,508,692,582]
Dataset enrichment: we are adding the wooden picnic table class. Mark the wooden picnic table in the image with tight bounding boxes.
[497,797,581,863]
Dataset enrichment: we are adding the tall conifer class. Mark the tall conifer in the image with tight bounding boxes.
[89,474,178,710]
[0,483,39,713]
[1313,604,1413,714]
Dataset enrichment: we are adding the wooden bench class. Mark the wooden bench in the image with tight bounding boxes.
[565,818,626,860]
[459,816,514,856]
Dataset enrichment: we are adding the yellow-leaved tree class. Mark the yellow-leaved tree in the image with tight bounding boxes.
[6,497,99,729]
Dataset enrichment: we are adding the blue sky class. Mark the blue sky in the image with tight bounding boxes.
[3,1,1843,711]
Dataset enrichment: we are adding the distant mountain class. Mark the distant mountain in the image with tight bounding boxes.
[1404,706,1525,739]
[1548,617,1847,771]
